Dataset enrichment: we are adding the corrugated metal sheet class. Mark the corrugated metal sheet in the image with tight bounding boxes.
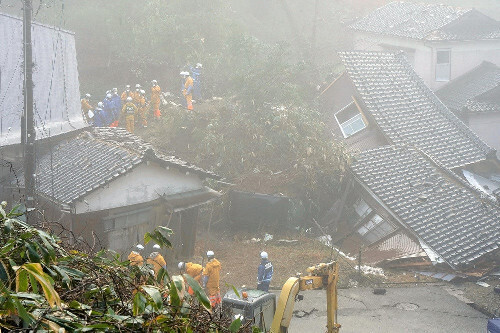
[0,13,86,146]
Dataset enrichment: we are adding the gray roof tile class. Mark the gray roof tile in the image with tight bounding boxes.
[352,146,500,267]
[339,51,494,169]
[350,1,500,41]
[33,128,220,205]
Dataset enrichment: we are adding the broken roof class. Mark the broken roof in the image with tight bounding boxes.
[33,127,220,205]
[352,145,500,268]
[338,51,494,169]
[436,62,500,113]
[350,1,500,41]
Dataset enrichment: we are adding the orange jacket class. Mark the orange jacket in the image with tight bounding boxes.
[121,90,134,102]
[203,259,221,295]
[183,76,194,96]
[151,85,161,104]
[147,253,167,275]
[132,90,142,104]
[128,251,144,266]
[185,262,203,282]
[81,98,93,111]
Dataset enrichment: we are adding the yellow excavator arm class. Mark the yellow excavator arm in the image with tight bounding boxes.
[270,262,341,333]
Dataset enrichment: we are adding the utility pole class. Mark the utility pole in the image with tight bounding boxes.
[23,0,36,222]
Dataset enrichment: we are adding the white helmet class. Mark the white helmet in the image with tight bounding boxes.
[136,244,144,250]
[260,251,268,259]
[207,250,214,257]
[196,63,202,68]
[180,71,189,76]
[106,93,112,98]
[178,262,185,270]
[126,96,133,102]
[126,85,131,89]
[85,93,91,98]
[153,244,161,249]
[140,89,146,95]
[97,102,104,108]
[151,80,157,85]
[135,83,141,88]
[112,87,118,93]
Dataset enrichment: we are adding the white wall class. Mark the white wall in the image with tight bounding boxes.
[74,162,204,214]
[0,13,86,146]
[353,32,500,91]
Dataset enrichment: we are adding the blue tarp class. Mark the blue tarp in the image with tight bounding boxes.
[488,318,500,333]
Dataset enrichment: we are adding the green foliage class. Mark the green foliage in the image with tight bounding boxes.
[0,208,245,332]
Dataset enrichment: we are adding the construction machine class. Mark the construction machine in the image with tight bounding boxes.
[222,261,341,333]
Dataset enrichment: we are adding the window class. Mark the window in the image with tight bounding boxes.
[334,102,367,138]
[357,214,396,244]
[436,49,451,82]
[353,198,372,220]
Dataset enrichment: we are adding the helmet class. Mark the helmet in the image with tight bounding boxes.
[126,96,133,102]
[135,84,141,88]
[151,80,157,85]
[112,87,118,93]
[97,102,104,108]
[136,244,144,250]
[207,250,214,257]
[106,93,112,98]
[178,262,185,270]
[126,85,131,89]
[153,244,161,249]
[140,89,145,94]
[260,251,268,259]
[106,90,110,94]
[180,71,189,76]
[85,93,91,98]
[196,63,202,68]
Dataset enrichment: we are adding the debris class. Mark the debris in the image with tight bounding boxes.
[293,308,318,318]
[476,281,490,288]
[354,265,385,277]
[317,235,356,261]
[263,233,273,242]
[276,239,298,245]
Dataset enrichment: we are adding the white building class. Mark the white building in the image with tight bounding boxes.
[350,2,500,91]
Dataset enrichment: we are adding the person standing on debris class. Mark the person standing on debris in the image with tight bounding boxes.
[181,71,194,110]
[151,80,162,119]
[147,244,167,277]
[93,102,106,127]
[178,261,203,295]
[202,250,222,308]
[191,63,203,102]
[122,96,137,133]
[102,93,115,126]
[121,85,133,103]
[257,251,273,292]
[128,244,145,266]
[81,93,94,124]
[133,84,142,106]
[110,88,121,127]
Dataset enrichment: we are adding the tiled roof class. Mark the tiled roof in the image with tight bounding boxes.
[339,51,493,169]
[34,128,220,205]
[436,62,500,113]
[352,146,500,268]
[350,2,500,41]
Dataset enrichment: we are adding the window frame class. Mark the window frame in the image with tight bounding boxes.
[334,97,368,138]
[435,49,451,82]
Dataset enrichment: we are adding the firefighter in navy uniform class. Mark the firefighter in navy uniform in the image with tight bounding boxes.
[257,251,273,292]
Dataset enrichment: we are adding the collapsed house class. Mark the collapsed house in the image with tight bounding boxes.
[321,51,500,271]
[349,1,500,91]
[25,128,221,259]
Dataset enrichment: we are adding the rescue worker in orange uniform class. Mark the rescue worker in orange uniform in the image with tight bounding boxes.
[178,261,203,295]
[151,80,162,119]
[147,244,167,277]
[121,85,134,103]
[122,96,137,133]
[181,71,194,110]
[137,89,148,128]
[128,244,145,266]
[132,84,142,106]
[81,93,93,124]
[202,250,222,308]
